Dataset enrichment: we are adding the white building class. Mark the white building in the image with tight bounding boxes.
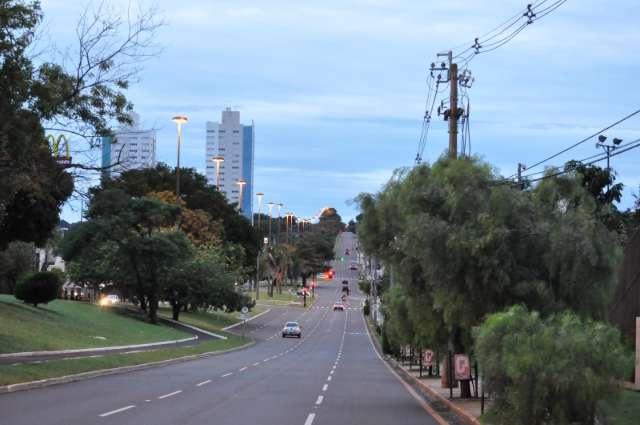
[101,113,156,178]
[205,108,255,218]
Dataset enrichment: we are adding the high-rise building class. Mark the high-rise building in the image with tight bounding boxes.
[101,113,156,179]
[205,108,255,219]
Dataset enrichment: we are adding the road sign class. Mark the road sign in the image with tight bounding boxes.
[423,349,434,367]
[239,313,249,320]
[454,354,471,380]
[241,306,249,314]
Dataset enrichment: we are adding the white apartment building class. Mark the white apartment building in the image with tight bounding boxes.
[205,108,255,218]
[101,112,156,178]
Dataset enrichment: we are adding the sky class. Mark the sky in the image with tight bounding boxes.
[43,0,640,223]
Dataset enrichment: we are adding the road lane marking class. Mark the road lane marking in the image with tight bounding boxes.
[197,380,211,387]
[263,359,270,362]
[327,376,332,381]
[330,370,334,375]
[252,362,260,366]
[99,405,135,417]
[222,372,233,377]
[304,413,316,425]
[158,390,182,399]
[322,384,328,391]
[315,395,324,405]
[239,367,248,372]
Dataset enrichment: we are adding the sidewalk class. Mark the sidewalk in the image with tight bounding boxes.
[392,359,484,425]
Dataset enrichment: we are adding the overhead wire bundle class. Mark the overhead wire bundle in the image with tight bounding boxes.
[415,0,569,164]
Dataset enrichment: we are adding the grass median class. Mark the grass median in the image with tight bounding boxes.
[159,304,267,332]
[0,295,188,354]
[0,334,249,386]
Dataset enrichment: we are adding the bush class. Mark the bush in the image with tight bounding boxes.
[363,299,370,315]
[15,272,61,307]
[474,305,632,425]
[358,279,370,295]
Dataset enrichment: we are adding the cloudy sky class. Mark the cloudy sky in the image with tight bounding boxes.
[44,0,640,222]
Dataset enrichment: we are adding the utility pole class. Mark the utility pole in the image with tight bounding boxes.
[448,59,458,159]
[517,163,527,189]
[596,135,623,193]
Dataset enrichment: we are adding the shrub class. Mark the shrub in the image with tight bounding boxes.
[15,272,61,307]
[474,305,632,425]
[363,299,370,316]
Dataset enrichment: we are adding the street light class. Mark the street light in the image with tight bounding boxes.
[276,203,283,244]
[256,192,264,228]
[236,179,247,212]
[172,115,188,199]
[212,155,224,189]
[267,201,275,245]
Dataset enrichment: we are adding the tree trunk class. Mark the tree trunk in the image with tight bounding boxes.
[171,300,181,321]
[138,292,147,312]
[147,296,158,324]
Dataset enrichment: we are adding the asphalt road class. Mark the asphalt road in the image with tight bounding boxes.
[0,232,439,425]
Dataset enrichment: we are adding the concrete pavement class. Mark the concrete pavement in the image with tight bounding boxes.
[0,232,440,425]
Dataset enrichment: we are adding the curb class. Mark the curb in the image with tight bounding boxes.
[0,340,255,395]
[222,308,272,331]
[363,315,480,425]
[160,317,227,340]
[0,336,198,359]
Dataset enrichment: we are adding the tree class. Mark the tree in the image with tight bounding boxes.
[94,164,258,266]
[0,1,160,248]
[15,271,61,307]
[356,157,621,397]
[162,246,252,321]
[0,241,33,293]
[291,231,335,287]
[61,189,193,323]
[474,306,631,425]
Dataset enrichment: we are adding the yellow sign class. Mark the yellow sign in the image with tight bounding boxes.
[46,134,72,166]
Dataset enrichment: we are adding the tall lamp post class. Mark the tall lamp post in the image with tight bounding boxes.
[255,192,264,228]
[267,202,275,245]
[276,203,283,244]
[236,179,246,212]
[212,156,224,189]
[172,115,188,199]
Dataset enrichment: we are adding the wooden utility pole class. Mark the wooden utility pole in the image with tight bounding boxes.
[448,61,458,159]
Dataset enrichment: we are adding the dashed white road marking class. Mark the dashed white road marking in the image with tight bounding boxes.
[330,370,334,375]
[252,362,260,366]
[98,405,135,417]
[327,376,332,381]
[158,390,182,399]
[304,413,316,425]
[263,359,270,362]
[222,372,233,377]
[197,380,211,387]
[315,395,324,405]
[322,384,328,391]
[145,400,151,402]
[239,367,248,372]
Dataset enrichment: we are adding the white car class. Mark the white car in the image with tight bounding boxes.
[333,302,344,311]
[99,294,120,306]
[282,321,302,338]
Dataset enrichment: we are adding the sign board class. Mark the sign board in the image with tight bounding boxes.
[239,313,249,321]
[454,354,471,380]
[47,135,72,167]
[423,349,434,367]
[263,237,269,245]
[241,306,249,314]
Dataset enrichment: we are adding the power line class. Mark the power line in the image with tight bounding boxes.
[521,108,640,174]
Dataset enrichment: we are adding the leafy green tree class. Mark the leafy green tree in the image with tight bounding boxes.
[61,189,192,323]
[291,231,335,287]
[474,306,631,425]
[94,164,258,266]
[0,1,159,248]
[15,271,61,307]
[0,241,33,293]
[162,246,252,321]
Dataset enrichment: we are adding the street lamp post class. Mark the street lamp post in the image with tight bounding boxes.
[256,192,264,228]
[276,203,283,245]
[172,115,188,199]
[236,179,247,212]
[267,202,275,245]
[212,156,224,189]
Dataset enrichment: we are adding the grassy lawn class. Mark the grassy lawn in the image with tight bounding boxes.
[252,290,298,304]
[606,389,640,425]
[0,334,249,386]
[0,295,189,354]
[158,304,267,332]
